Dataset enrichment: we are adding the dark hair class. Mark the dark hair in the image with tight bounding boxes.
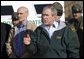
[24,29,33,38]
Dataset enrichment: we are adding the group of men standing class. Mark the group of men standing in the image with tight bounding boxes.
[1,2,83,58]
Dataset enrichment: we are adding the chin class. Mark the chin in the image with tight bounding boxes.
[44,24,49,26]
[44,23,47,25]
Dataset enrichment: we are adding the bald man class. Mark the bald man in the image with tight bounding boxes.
[6,6,37,58]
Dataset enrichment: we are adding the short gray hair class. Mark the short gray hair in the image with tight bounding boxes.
[17,6,28,14]
[43,5,57,15]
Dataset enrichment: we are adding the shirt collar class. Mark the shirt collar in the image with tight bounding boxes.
[53,21,58,29]
[17,20,27,28]
[22,20,27,26]
[40,21,58,29]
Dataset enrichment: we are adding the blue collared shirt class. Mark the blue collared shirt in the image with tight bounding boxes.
[15,20,27,36]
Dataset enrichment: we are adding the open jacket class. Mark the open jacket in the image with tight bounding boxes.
[25,21,80,58]
[6,21,37,57]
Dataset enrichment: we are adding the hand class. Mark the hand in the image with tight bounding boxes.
[23,34,31,45]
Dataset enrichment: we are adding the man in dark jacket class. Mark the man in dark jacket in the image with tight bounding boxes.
[24,5,80,58]
[67,4,83,58]
[1,23,11,58]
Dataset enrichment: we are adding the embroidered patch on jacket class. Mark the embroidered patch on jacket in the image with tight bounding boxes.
[56,36,61,39]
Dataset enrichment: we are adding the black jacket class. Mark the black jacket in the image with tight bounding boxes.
[26,22,80,58]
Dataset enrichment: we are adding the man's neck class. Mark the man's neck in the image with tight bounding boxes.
[45,24,54,30]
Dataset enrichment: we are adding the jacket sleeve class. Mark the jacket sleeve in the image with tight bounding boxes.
[64,26,80,58]
[5,29,13,56]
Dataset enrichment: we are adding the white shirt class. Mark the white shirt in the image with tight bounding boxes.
[41,21,58,38]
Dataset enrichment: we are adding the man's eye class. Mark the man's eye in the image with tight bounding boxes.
[17,13,23,15]
[42,14,48,16]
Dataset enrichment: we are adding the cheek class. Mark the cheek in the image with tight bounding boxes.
[19,14,24,18]
[49,17,54,21]
[77,14,81,16]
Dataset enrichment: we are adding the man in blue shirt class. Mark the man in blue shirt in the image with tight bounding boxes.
[6,6,37,58]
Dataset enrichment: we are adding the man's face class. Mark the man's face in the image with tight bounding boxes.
[12,20,19,26]
[73,12,81,19]
[17,8,28,22]
[41,9,55,26]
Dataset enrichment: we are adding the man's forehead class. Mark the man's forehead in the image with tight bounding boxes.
[17,9,25,13]
[17,8,26,12]
[43,9,51,13]
[17,7,28,12]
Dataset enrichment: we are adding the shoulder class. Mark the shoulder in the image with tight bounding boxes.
[27,21,37,28]
[34,25,45,33]
[1,23,6,30]
[56,21,66,31]
[26,21,37,31]
[65,19,76,32]
[35,26,42,31]
[1,23,11,32]
[65,24,77,33]
[27,21,36,26]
